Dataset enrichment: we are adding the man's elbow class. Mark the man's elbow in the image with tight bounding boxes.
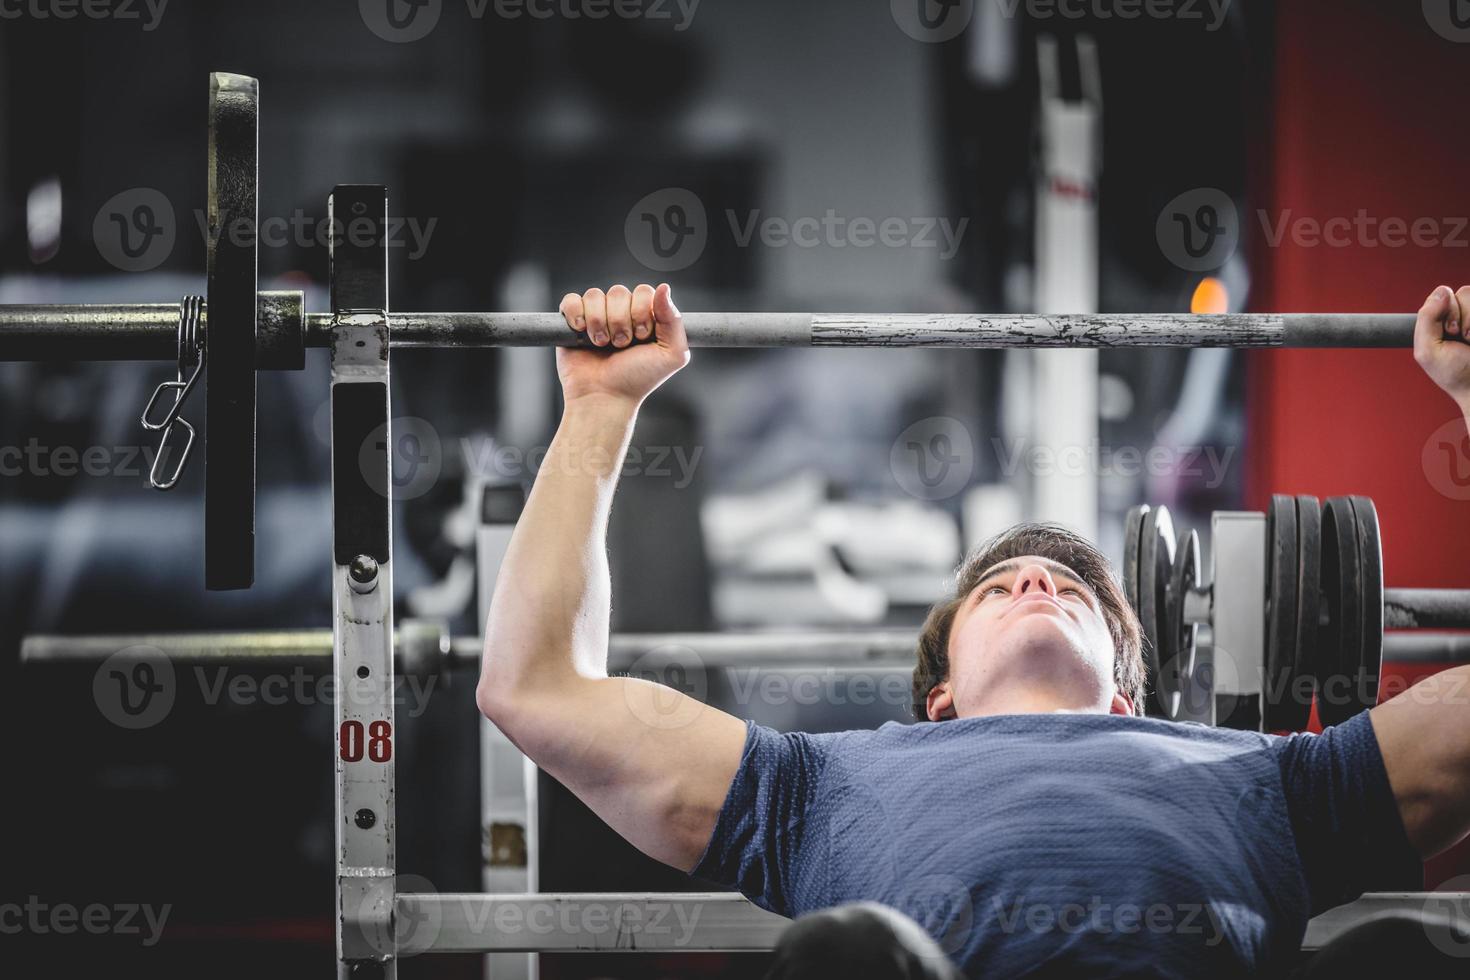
[475,678,506,723]
[476,667,534,728]
[477,678,546,768]
[475,633,536,722]
[475,646,524,723]
[475,652,574,728]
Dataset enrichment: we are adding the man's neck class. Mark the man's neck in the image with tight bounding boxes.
[958,690,1111,719]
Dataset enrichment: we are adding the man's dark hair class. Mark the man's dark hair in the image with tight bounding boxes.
[911,523,1146,720]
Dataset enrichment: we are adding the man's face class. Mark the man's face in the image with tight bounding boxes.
[926,555,1130,721]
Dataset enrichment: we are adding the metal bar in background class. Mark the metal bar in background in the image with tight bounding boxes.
[1031,32,1102,541]
[0,304,180,360]
[20,629,1468,671]
[476,485,539,980]
[0,307,1420,356]
[19,630,344,664]
[328,184,398,980]
[603,630,924,668]
[1379,632,1470,663]
[1384,588,1470,630]
[1301,892,1470,951]
[392,890,1470,955]
[395,892,789,954]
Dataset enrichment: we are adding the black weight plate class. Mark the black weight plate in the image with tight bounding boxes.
[1140,506,1177,719]
[1317,498,1362,727]
[1264,496,1301,732]
[205,72,259,591]
[1167,528,1201,722]
[1123,504,1149,616]
[1291,496,1322,732]
[1350,496,1384,718]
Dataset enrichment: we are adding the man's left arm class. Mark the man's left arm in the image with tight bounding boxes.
[1372,284,1470,859]
[1373,667,1470,858]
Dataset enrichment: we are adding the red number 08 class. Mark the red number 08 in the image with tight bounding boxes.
[339,720,393,763]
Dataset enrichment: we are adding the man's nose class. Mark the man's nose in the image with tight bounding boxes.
[1013,564,1058,597]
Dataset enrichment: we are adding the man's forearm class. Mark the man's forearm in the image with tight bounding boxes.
[479,393,639,702]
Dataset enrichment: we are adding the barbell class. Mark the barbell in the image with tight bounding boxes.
[0,71,1431,591]
[1125,496,1470,731]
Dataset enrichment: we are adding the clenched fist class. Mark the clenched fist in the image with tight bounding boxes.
[556,283,691,406]
[1416,286,1470,414]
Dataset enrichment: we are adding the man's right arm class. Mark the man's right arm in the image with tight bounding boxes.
[1372,284,1470,859]
[475,283,749,873]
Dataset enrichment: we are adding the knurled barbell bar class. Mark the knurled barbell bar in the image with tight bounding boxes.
[1125,496,1470,731]
[0,71,1432,591]
[0,306,1425,356]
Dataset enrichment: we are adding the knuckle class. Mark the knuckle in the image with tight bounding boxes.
[607,283,631,299]
[584,287,605,302]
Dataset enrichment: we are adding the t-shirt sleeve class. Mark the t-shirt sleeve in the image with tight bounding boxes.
[1271,710,1421,915]
[689,720,835,917]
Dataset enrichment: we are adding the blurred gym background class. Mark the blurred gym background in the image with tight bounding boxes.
[2,0,1467,977]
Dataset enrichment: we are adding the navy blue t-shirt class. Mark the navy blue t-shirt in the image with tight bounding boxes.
[690,711,1419,978]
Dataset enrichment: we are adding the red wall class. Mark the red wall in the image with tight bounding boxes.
[1250,0,1470,886]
